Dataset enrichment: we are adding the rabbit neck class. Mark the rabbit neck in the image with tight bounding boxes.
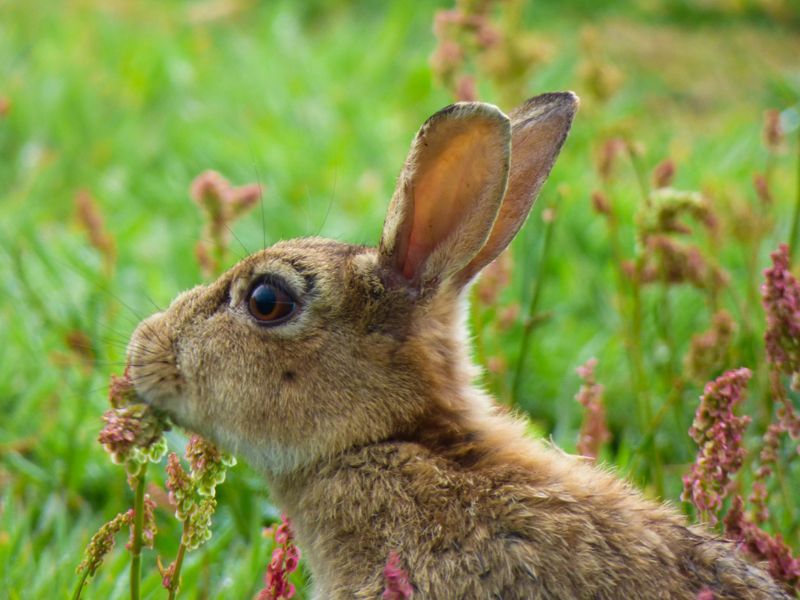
[263,437,525,595]
[261,425,640,598]
[263,407,567,558]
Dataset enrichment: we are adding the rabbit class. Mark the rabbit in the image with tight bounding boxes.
[127,92,791,599]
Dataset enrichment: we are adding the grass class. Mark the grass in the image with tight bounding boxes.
[1,0,799,598]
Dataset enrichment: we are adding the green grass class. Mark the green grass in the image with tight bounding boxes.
[1,0,799,598]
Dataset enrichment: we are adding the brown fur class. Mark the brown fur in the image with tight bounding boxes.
[127,93,790,599]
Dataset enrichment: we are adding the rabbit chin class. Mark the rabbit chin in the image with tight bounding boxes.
[230,439,319,477]
[132,386,199,440]
[163,412,320,477]
[130,378,319,476]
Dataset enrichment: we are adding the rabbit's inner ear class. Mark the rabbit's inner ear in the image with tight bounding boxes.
[379,103,511,286]
[456,92,579,285]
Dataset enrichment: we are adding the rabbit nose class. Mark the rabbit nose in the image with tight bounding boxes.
[126,311,181,410]
[126,312,168,367]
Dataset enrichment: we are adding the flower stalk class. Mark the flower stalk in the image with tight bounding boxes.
[574,358,611,460]
[74,370,168,598]
[163,522,190,600]
[161,437,236,598]
[258,513,302,600]
[383,551,413,600]
[682,368,752,525]
[785,117,800,262]
[130,461,148,600]
[511,207,556,405]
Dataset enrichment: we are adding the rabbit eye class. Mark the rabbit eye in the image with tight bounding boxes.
[248,282,296,323]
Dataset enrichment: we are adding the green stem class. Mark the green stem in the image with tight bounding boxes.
[620,142,664,495]
[789,124,800,262]
[770,370,797,526]
[604,202,628,299]
[510,210,556,405]
[629,381,685,473]
[598,185,662,488]
[70,569,91,600]
[130,462,147,600]
[630,256,664,496]
[602,196,651,424]
[167,523,190,600]
[624,138,652,206]
[774,456,795,526]
[744,229,763,334]
[656,267,692,460]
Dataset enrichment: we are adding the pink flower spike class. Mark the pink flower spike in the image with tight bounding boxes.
[574,358,611,460]
[383,551,413,600]
[761,243,800,377]
[270,547,285,568]
[258,513,300,600]
[681,368,752,526]
[275,523,290,545]
[723,495,800,592]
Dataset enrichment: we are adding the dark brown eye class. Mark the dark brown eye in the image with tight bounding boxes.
[248,282,296,323]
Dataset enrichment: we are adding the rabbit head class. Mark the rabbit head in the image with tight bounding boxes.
[127,92,578,475]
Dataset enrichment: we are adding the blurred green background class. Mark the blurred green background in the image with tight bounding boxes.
[1,0,799,598]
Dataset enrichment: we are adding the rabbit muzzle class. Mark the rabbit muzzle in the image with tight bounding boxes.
[126,307,195,429]
[128,311,178,399]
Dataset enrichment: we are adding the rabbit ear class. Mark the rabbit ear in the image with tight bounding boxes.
[378,102,512,286]
[455,92,579,285]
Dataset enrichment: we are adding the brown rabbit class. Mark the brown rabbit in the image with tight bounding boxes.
[127,92,790,599]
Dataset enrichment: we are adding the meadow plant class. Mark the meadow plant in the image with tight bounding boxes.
[76,498,163,600]
[577,27,623,104]
[74,189,117,277]
[681,368,752,525]
[77,509,134,578]
[73,371,169,600]
[382,552,413,600]
[190,170,262,277]
[590,134,746,496]
[595,138,627,184]
[634,189,716,245]
[429,2,497,102]
[509,206,558,405]
[160,436,236,599]
[761,243,800,381]
[5,2,800,598]
[723,496,800,593]
[74,372,235,600]
[651,159,676,190]
[574,358,611,460]
[754,173,773,207]
[430,0,548,106]
[258,513,301,600]
[680,242,800,594]
[683,310,737,384]
[75,171,259,600]
[590,190,611,215]
[763,109,787,156]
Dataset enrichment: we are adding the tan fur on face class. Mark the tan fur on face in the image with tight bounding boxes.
[128,94,791,599]
[131,238,433,473]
